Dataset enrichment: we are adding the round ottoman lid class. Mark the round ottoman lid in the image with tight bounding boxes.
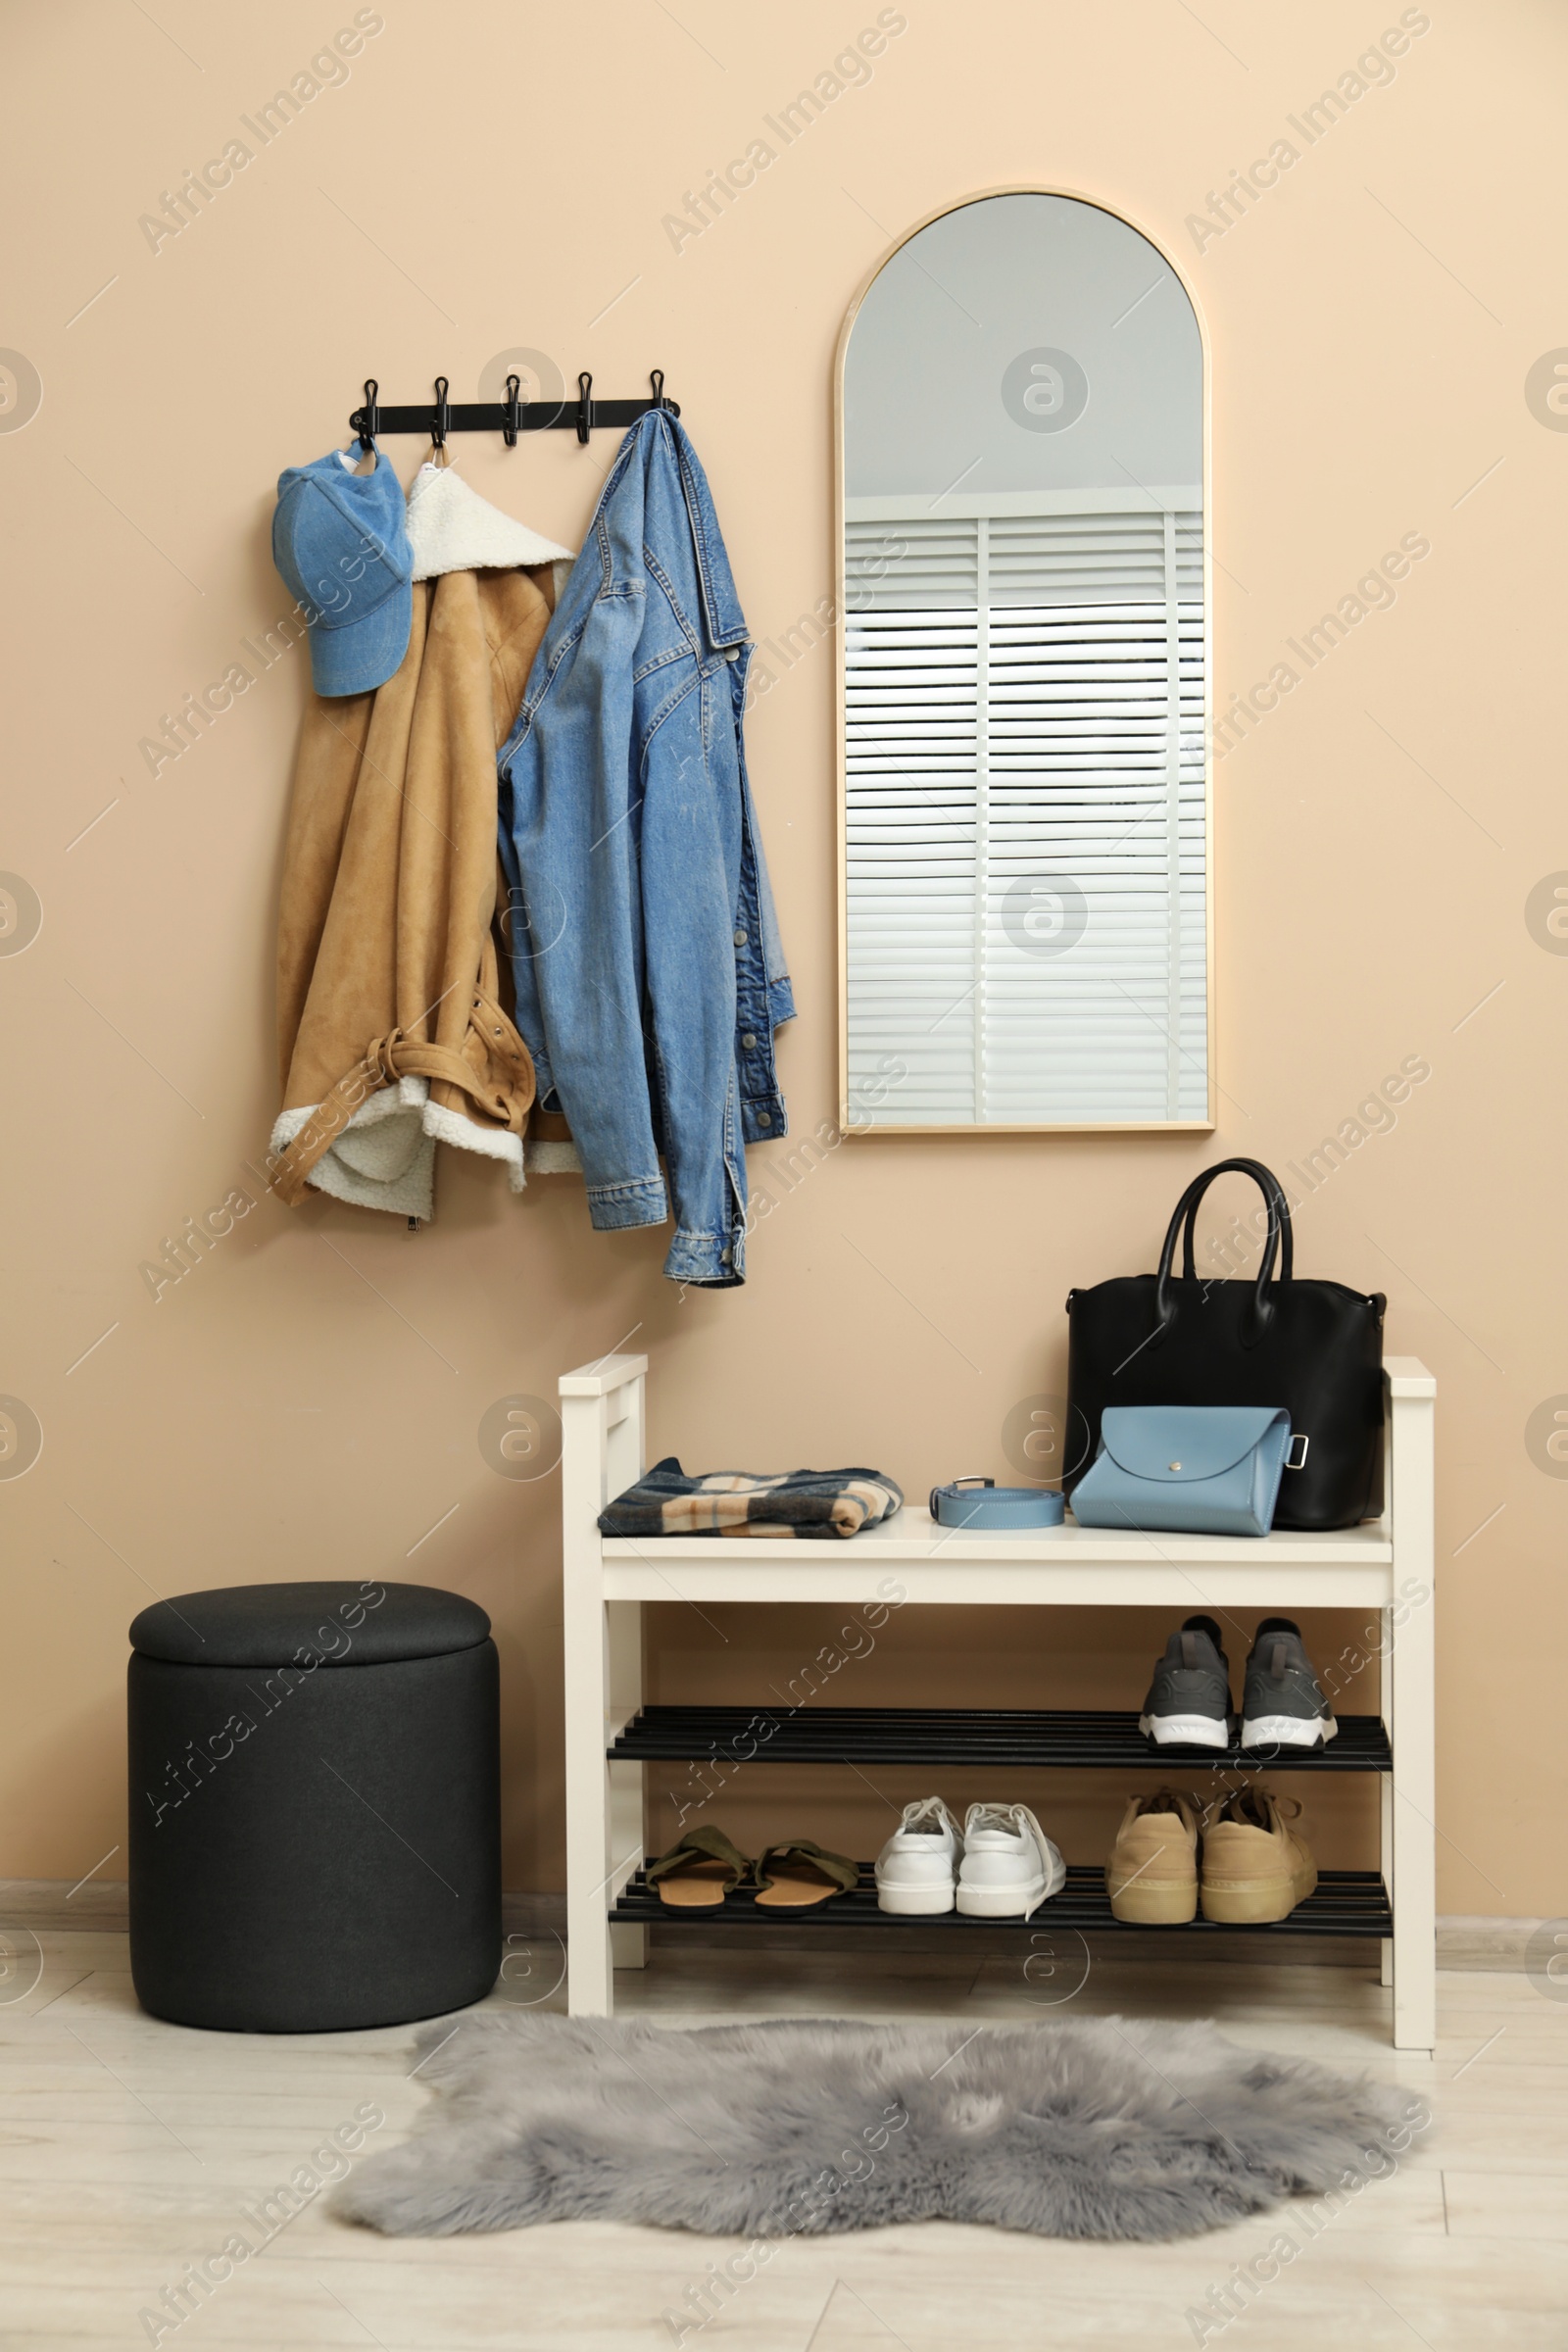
[128,1580,490,1667]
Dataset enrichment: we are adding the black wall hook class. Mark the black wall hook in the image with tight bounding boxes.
[347,370,677,446]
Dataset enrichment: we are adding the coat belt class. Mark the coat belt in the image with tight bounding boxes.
[270,988,535,1207]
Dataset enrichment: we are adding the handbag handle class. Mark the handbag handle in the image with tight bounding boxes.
[1154,1159,1293,1346]
[1179,1157,1294,1284]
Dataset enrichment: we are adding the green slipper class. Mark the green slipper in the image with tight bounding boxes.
[753,1839,859,1909]
[646,1824,753,1909]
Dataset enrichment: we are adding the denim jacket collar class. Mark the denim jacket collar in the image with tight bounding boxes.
[670,420,747,651]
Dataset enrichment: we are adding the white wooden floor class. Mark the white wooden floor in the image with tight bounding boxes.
[2,1927,1563,2349]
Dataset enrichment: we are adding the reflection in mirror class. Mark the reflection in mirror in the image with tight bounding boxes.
[840,192,1210,1130]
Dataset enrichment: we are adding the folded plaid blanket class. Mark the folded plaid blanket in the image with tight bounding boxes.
[598,1457,903,1540]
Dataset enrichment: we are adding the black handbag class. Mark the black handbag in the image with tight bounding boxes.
[1064,1159,1386,1532]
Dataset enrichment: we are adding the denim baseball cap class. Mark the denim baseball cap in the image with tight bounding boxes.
[272,446,414,697]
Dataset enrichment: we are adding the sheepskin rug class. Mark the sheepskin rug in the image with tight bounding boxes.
[335,2012,1427,2243]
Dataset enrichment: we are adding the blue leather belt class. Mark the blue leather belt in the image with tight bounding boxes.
[928,1477,1065,1531]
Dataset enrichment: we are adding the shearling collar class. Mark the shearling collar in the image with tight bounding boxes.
[405,461,574,582]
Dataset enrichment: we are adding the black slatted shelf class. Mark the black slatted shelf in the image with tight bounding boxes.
[611,1863,1392,1939]
[609,1706,1391,1774]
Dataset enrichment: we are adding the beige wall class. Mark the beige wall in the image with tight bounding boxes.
[3,0,1564,1915]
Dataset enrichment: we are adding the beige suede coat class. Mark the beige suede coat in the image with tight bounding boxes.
[270,551,559,1216]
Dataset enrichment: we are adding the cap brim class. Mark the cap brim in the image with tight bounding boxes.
[307,580,413,698]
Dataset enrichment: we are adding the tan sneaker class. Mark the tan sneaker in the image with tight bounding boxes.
[1200,1788,1316,1923]
[1106,1789,1200,1923]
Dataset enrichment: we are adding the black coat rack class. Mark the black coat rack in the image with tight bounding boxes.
[349,371,678,452]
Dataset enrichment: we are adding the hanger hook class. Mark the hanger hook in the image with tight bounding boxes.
[357,378,379,455]
[649,368,666,411]
[575,370,594,445]
[431,374,450,450]
[503,370,521,448]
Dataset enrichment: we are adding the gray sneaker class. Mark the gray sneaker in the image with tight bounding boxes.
[1241,1617,1337,1751]
[1138,1614,1236,1749]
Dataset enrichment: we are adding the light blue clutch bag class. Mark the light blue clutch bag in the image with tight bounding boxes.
[1069,1406,1294,1538]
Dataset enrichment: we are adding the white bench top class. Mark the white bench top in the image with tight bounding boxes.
[577,1354,1428,1603]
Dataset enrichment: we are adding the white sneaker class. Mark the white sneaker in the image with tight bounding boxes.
[956,1802,1066,1919]
[874,1796,964,1914]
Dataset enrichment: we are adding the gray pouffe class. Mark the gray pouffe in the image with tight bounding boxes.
[127,1580,500,2033]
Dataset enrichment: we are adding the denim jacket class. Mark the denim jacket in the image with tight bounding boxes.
[497,411,794,1286]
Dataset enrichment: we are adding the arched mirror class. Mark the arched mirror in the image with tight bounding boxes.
[837,189,1212,1132]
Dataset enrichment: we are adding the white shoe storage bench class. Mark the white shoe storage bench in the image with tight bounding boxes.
[562,1354,1437,2049]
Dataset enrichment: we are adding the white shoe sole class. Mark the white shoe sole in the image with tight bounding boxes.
[956,1855,1067,1919]
[1240,1714,1338,1749]
[875,1882,956,1915]
[1138,1711,1232,1748]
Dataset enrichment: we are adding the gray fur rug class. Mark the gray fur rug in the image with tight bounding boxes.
[336,2013,1427,2243]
